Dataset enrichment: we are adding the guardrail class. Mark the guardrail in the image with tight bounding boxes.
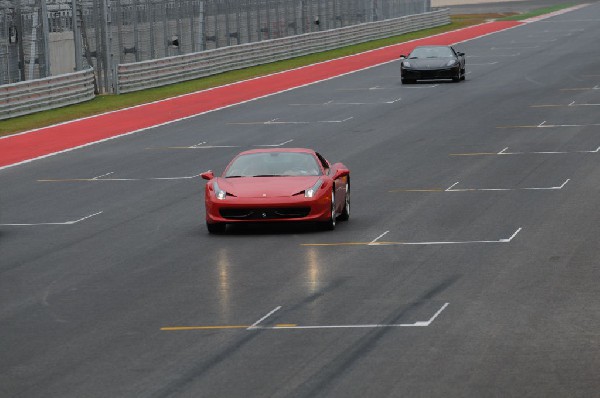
[0,69,96,121]
[117,9,450,94]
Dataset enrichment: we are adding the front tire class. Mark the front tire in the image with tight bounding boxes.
[319,189,336,231]
[207,222,226,234]
[338,182,350,221]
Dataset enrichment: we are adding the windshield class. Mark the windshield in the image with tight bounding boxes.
[409,46,454,59]
[224,152,322,177]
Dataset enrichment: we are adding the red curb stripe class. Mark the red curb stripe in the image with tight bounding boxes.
[0,21,521,169]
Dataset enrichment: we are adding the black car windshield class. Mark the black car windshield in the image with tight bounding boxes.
[409,46,454,59]
[224,152,322,177]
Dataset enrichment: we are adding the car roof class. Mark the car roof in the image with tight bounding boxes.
[235,148,317,156]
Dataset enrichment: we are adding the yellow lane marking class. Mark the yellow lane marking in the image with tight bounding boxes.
[388,188,443,192]
[275,324,298,328]
[161,325,250,331]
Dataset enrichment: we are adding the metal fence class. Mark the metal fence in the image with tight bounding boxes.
[1,0,431,92]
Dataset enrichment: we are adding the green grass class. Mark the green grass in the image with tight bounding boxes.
[0,15,491,137]
[498,3,575,21]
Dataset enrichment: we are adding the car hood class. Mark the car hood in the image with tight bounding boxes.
[217,176,320,198]
[405,57,455,69]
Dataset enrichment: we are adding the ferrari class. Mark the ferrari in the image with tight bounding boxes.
[201,148,350,233]
[400,45,466,84]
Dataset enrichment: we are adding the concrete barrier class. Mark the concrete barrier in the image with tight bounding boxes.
[117,9,450,93]
[0,69,95,120]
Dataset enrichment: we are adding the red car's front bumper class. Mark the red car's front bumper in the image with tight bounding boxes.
[204,191,333,224]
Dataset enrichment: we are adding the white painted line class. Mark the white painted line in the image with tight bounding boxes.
[445,182,460,191]
[248,306,281,330]
[254,139,294,147]
[289,99,400,106]
[227,118,351,125]
[366,228,523,246]
[468,53,521,58]
[263,302,449,330]
[491,46,539,50]
[469,62,499,66]
[369,231,390,245]
[417,302,450,327]
[39,174,200,182]
[445,179,569,192]
[500,227,522,243]
[91,172,114,180]
[456,145,600,156]
[1,211,103,226]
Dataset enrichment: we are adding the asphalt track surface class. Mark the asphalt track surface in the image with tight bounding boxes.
[1,4,600,397]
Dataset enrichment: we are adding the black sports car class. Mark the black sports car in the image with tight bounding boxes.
[400,45,466,84]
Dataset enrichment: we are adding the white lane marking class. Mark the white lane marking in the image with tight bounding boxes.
[445,179,569,192]
[445,182,460,191]
[248,306,281,330]
[500,227,522,243]
[455,145,600,156]
[369,231,390,245]
[491,46,539,50]
[469,62,499,66]
[468,53,521,58]
[227,117,352,125]
[263,303,450,329]
[413,302,450,327]
[289,98,401,106]
[90,172,114,180]
[254,139,294,147]
[499,122,600,129]
[370,228,523,246]
[39,174,200,182]
[402,84,440,89]
[1,211,103,226]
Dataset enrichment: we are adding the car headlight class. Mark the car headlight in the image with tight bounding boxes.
[446,60,458,67]
[305,179,323,198]
[213,180,227,200]
[402,61,412,68]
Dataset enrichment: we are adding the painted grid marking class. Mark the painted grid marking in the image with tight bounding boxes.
[389,179,570,192]
[531,101,600,108]
[1,211,103,226]
[151,139,296,150]
[451,145,600,156]
[226,117,354,124]
[38,174,201,182]
[497,121,600,129]
[289,98,401,106]
[301,228,522,247]
[160,303,450,331]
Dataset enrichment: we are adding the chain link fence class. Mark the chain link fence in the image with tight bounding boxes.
[1,0,431,92]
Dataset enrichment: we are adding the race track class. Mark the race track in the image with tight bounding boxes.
[1,4,600,397]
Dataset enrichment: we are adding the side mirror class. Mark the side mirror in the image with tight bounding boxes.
[457,52,465,57]
[399,54,406,59]
[332,168,349,181]
[201,171,214,180]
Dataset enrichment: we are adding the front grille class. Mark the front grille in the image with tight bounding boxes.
[220,207,311,220]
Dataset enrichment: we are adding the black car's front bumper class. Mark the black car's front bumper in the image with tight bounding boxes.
[401,66,460,80]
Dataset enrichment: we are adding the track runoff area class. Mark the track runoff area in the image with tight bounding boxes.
[2,3,600,398]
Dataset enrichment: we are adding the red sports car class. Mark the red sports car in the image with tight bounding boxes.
[201,148,350,233]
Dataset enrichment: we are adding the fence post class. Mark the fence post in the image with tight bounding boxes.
[71,0,83,70]
[39,0,50,77]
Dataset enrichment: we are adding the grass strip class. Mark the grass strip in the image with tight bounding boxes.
[497,3,575,21]
[1,13,522,137]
